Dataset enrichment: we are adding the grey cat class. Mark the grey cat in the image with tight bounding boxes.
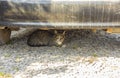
[27,30,66,47]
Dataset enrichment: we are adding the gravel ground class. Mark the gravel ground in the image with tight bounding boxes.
[0,29,120,78]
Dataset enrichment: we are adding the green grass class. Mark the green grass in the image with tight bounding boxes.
[0,72,12,78]
[92,53,98,57]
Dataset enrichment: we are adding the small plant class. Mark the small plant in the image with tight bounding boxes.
[84,57,98,64]
[13,67,19,72]
[93,53,98,57]
[88,57,96,63]
[4,53,11,57]
[72,44,78,49]
[15,58,20,62]
[0,72,12,78]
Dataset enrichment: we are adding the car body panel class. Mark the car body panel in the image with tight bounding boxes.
[0,0,120,29]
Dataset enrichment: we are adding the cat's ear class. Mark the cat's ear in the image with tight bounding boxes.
[63,31,66,35]
[54,30,58,34]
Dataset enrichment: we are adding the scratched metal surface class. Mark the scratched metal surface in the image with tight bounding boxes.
[0,0,120,28]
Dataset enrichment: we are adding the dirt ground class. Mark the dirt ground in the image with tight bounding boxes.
[0,29,120,78]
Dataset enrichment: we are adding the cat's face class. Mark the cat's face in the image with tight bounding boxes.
[54,30,65,46]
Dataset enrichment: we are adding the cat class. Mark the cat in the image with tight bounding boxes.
[27,30,66,47]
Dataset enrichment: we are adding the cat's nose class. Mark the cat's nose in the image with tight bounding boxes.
[57,42,62,45]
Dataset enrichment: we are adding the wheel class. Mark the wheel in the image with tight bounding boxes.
[0,29,11,45]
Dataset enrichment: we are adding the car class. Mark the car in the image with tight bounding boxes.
[0,0,120,45]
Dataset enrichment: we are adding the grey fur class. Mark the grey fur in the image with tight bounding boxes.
[27,30,65,47]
